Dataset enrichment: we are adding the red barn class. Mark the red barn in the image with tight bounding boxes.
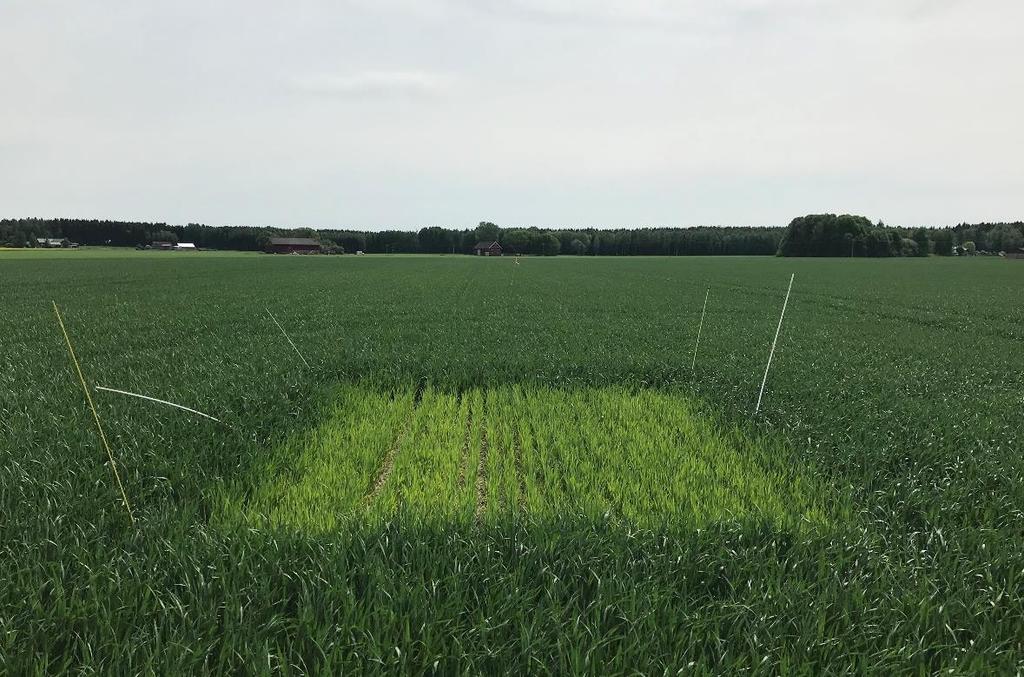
[267,237,320,254]
[472,241,502,256]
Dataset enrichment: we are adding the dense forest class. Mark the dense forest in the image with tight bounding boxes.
[949,221,1024,254]
[0,218,781,256]
[2,216,1020,257]
[777,214,1024,257]
[778,214,930,257]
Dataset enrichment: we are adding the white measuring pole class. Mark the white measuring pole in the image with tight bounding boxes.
[755,273,795,415]
[266,307,311,369]
[95,385,224,424]
[691,286,710,371]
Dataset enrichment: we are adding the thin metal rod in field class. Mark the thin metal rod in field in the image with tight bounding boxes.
[94,386,224,424]
[52,301,136,526]
[266,307,311,369]
[755,273,795,415]
[691,286,710,371]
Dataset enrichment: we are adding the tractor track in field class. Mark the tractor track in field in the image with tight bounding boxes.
[475,425,489,521]
[365,402,417,503]
[457,395,473,490]
[513,427,527,513]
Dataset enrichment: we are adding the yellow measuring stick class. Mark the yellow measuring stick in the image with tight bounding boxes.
[52,301,136,526]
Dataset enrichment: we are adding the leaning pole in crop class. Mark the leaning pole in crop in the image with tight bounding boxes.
[94,385,225,425]
[266,307,311,369]
[52,302,136,526]
[754,274,795,415]
[691,286,710,371]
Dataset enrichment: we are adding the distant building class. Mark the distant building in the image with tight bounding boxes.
[473,241,502,256]
[36,237,69,248]
[152,241,174,250]
[174,242,197,251]
[267,237,321,254]
[1007,249,1024,260]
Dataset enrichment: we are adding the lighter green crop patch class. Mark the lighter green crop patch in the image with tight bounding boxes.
[217,384,836,533]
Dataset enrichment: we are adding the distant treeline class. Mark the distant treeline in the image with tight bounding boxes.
[4,216,1020,257]
[0,218,782,256]
[778,214,1024,257]
[949,221,1024,254]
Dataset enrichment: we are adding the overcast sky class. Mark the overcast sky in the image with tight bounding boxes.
[1,1,1022,230]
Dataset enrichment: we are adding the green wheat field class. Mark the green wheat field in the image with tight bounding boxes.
[2,250,1022,673]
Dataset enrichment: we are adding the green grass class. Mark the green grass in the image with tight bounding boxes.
[1,250,1023,673]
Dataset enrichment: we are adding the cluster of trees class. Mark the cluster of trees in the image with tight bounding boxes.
[0,218,783,256]
[779,214,948,257]
[949,222,1024,254]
